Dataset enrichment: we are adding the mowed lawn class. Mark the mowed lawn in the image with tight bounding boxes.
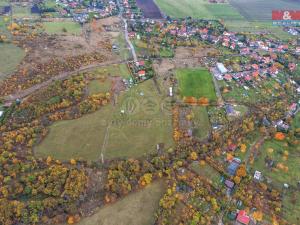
[43,21,82,35]
[0,43,25,79]
[35,80,173,161]
[78,181,165,225]
[156,0,244,20]
[176,68,217,101]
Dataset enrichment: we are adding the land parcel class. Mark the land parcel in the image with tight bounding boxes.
[77,181,165,225]
[35,80,173,161]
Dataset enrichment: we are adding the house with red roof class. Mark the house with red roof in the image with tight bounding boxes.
[252,71,259,79]
[128,32,136,38]
[251,64,259,70]
[244,75,252,81]
[224,74,232,81]
[236,210,250,225]
[288,63,296,72]
[136,60,145,67]
[269,66,278,75]
[138,70,146,77]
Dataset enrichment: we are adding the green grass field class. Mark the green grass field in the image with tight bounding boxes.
[114,34,130,60]
[35,80,173,161]
[191,106,210,139]
[229,0,300,22]
[90,64,131,79]
[282,191,300,224]
[43,21,82,35]
[253,140,300,188]
[176,68,217,101]
[156,0,244,20]
[78,181,165,225]
[0,43,25,79]
[191,161,221,189]
[88,79,111,95]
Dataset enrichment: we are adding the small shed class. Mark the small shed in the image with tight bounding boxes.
[225,179,235,189]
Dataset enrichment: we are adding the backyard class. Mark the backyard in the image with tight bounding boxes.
[176,68,217,101]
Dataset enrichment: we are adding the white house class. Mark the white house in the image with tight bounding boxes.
[216,63,228,74]
[254,171,262,181]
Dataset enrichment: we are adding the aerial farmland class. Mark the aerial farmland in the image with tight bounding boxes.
[0,0,300,224]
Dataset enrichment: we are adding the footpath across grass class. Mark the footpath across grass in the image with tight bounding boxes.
[176,68,217,101]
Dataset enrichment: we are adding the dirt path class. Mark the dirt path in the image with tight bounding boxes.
[245,136,266,167]
[117,0,138,62]
[4,59,126,102]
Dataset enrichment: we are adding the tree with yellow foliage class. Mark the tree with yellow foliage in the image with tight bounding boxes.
[252,211,263,221]
[190,151,198,161]
[240,144,247,153]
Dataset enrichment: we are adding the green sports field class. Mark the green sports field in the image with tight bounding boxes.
[176,68,217,101]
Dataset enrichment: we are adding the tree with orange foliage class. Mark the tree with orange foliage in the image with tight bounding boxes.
[253,211,263,221]
[184,96,198,105]
[198,97,209,106]
[274,132,285,141]
[236,164,247,178]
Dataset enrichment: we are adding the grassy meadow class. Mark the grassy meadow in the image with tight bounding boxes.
[0,43,25,79]
[43,21,82,35]
[78,181,165,225]
[35,79,173,161]
[191,106,210,140]
[176,68,217,101]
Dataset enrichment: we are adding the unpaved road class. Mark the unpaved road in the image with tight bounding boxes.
[3,59,126,102]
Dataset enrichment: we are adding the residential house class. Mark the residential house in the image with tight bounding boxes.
[253,170,262,181]
[227,158,241,176]
[236,210,250,225]
[216,63,228,74]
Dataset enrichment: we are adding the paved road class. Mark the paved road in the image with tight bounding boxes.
[211,72,224,105]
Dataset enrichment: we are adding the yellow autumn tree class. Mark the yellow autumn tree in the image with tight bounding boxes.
[240,144,247,153]
[253,211,263,221]
[190,151,198,161]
